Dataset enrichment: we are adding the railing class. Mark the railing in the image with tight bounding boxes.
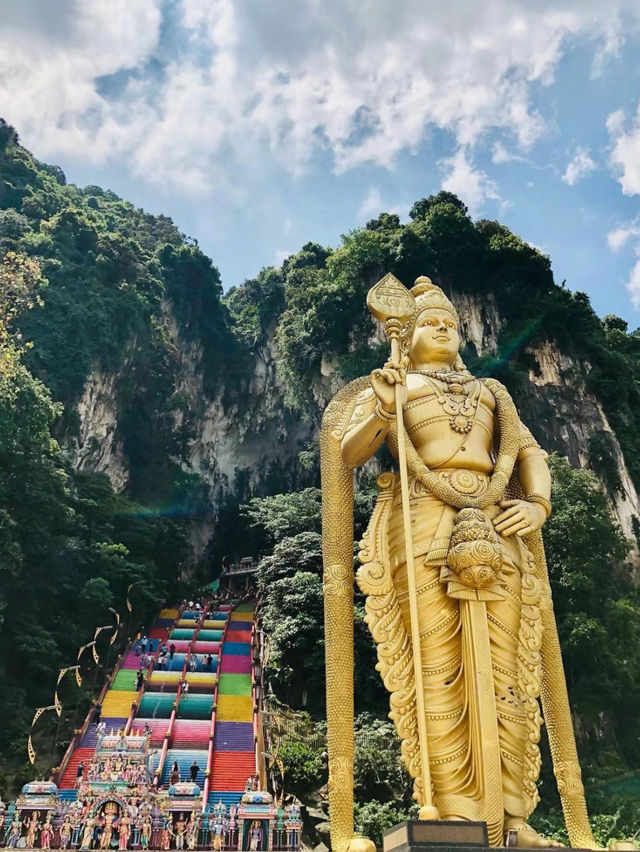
[153,604,185,785]
[202,608,228,809]
[54,640,130,785]
[223,561,257,575]
[125,629,165,735]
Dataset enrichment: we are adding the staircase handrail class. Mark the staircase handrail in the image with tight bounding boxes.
[125,628,165,734]
[55,640,130,785]
[202,604,229,809]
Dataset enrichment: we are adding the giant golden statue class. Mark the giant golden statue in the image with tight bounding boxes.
[321,274,601,851]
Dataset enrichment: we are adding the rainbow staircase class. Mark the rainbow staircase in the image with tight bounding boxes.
[131,606,223,790]
[208,602,256,810]
[57,608,179,800]
[56,601,259,813]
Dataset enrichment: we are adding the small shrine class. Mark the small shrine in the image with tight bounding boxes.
[205,787,302,852]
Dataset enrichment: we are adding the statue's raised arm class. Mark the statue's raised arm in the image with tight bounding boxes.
[321,274,606,852]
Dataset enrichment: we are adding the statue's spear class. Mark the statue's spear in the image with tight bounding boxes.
[367,273,440,820]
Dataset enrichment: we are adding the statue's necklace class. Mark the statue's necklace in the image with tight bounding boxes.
[414,370,479,434]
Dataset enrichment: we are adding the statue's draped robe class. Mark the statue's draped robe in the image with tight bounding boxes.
[350,382,544,845]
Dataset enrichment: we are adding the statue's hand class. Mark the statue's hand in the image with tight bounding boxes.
[493,499,547,537]
[370,360,407,414]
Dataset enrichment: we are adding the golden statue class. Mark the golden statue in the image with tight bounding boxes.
[321,274,609,852]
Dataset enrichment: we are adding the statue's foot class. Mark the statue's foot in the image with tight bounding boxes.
[504,819,565,848]
[608,842,638,850]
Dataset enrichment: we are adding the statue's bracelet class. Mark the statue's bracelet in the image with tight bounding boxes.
[526,493,552,518]
[374,403,395,424]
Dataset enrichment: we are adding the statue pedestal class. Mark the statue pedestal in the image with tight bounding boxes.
[383,820,489,852]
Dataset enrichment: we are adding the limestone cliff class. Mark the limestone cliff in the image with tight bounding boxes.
[65,287,640,558]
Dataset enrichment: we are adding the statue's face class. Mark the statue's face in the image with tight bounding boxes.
[410,308,460,365]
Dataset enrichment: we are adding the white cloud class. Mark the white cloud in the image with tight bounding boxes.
[358,188,384,222]
[0,0,638,196]
[275,248,293,266]
[626,258,640,309]
[491,142,528,164]
[608,102,640,195]
[607,221,640,252]
[562,147,597,185]
[357,187,409,223]
[605,220,640,310]
[440,149,501,216]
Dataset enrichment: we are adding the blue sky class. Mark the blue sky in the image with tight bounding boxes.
[3,0,640,324]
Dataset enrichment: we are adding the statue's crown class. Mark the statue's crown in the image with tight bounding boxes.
[410,275,458,323]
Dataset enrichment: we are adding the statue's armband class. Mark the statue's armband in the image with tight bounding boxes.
[517,421,547,463]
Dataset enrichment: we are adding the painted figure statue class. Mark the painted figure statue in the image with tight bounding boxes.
[186,814,199,851]
[99,804,118,850]
[40,815,54,850]
[24,810,40,847]
[6,815,22,848]
[248,820,263,852]
[59,816,72,850]
[117,813,131,850]
[139,816,152,850]
[80,814,96,850]
[321,274,630,851]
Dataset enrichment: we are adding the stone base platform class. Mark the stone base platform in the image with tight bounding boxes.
[382,820,583,852]
[383,820,488,852]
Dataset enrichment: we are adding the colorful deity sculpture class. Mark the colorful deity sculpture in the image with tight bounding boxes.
[185,814,199,851]
[248,820,263,852]
[99,803,118,849]
[140,815,152,850]
[6,815,22,848]
[174,814,187,851]
[40,815,54,850]
[80,814,96,850]
[59,815,72,849]
[321,274,634,852]
[117,813,131,850]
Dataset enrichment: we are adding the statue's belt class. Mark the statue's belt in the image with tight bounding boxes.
[392,468,491,504]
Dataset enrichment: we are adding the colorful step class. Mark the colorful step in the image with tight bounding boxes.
[59,747,94,789]
[170,629,196,640]
[213,721,254,751]
[192,641,220,655]
[111,670,138,691]
[219,655,251,674]
[226,629,252,643]
[184,672,217,689]
[216,695,253,722]
[210,751,255,790]
[161,749,208,788]
[101,690,137,717]
[129,718,169,742]
[172,719,211,745]
[223,642,251,656]
[197,629,223,641]
[208,791,242,809]
[218,673,252,696]
[176,694,214,719]
[138,692,175,718]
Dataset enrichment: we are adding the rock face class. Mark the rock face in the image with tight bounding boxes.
[70,369,128,493]
[64,289,640,557]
